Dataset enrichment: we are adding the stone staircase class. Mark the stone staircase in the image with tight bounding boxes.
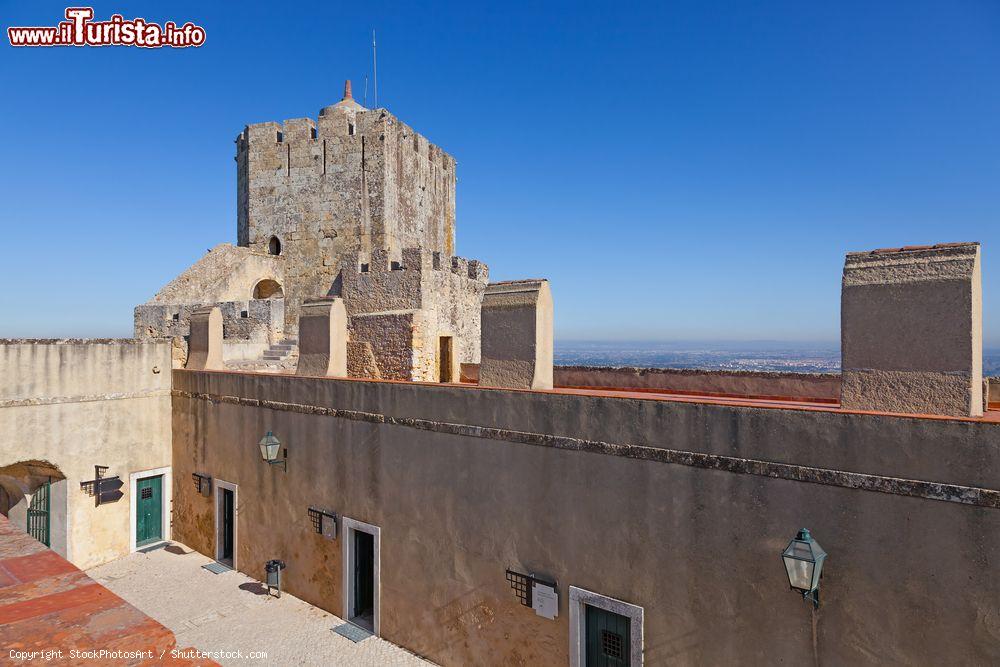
[227,337,299,373]
[261,337,298,364]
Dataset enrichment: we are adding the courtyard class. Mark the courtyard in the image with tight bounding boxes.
[86,543,430,666]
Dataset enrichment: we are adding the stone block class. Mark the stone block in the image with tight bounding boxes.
[840,243,982,416]
[185,306,223,371]
[295,298,347,377]
[479,279,553,391]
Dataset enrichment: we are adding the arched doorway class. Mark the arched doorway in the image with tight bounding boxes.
[253,279,284,300]
[0,461,67,555]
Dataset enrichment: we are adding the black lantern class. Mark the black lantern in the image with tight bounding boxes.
[781,528,826,608]
[258,431,287,471]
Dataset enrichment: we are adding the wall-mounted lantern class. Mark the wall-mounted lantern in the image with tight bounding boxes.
[258,431,287,472]
[781,528,827,608]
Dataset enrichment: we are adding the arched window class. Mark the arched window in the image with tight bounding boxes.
[253,279,284,300]
[268,236,282,256]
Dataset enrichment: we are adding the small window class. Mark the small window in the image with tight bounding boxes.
[268,236,281,256]
[390,261,403,271]
[276,131,283,143]
[602,630,623,659]
[348,123,355,136]
[311,127,318,139]
[360,263,370,273]
[141,487,153,500]
[171,313,180,321]
[240,310,249,318]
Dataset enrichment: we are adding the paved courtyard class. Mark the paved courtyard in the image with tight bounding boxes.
[86,543,430,666]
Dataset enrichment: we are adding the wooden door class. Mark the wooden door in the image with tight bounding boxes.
[586,604,631,666]
[136,475,162,547]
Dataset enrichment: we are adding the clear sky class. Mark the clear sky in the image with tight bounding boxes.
[2,1,998,343]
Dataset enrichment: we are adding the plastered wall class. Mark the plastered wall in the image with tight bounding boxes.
[171,369,1000,666]
[0,340,173,569]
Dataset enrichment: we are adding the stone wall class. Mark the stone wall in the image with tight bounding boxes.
[555,366,841,400]
[340,247,487,382]
[0,340,172,569]
[171,369,1000,666]
[146,243,284,305]
[135,298,284,366]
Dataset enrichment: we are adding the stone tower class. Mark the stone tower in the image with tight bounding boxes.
[229,80,487,381]
[236,80,460,332]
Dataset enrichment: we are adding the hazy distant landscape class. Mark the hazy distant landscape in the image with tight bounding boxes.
[555,341,1000,376]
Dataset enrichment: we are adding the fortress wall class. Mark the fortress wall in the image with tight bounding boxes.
[136,298,283,366]
[0,340,172,569]
[554,365,842,400]
[342,247,488,381]
[172,369,1000,666]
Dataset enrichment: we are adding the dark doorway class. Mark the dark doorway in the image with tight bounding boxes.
[135,475,162,547]
[438,336,453,383]
[351,530,375,630]
[219,487,234,567]
[586,604,631,666]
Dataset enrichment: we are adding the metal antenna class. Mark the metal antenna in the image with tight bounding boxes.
[363,75,368,107]
[372,29,378,108]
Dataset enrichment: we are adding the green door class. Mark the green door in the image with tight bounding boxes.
[586,604,631,666]
[136,475,162,546]
[27,478,50,547]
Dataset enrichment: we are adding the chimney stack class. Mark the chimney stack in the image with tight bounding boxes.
[840,243,983,417]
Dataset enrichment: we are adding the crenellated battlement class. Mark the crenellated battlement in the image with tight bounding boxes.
[236,108,455,174]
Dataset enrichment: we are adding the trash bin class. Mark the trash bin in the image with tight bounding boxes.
[265,559,286,598]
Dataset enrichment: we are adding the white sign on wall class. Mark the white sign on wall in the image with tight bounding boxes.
[532,582,559,620]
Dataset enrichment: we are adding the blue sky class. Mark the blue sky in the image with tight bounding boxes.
[2,1,998,343]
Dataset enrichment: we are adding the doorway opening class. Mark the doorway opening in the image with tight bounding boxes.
[252,279,284,300]
[438,336,453,383]
[342,517,380,635]
[1,461,68,557]
[214,480,238,569]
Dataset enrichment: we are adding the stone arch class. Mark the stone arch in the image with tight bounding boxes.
[253,279,284,300]
[0,461,68,555]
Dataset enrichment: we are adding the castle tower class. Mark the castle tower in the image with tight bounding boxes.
[235,80,458,331]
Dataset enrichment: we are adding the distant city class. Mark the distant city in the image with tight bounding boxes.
[555,341,1000,376]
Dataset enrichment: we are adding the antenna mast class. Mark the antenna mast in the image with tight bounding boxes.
[363,75,368,107]
[372,29,378,108]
